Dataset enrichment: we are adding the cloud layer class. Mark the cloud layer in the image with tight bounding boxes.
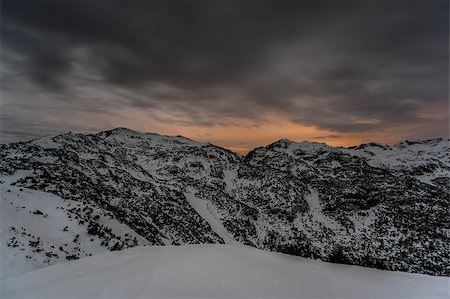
[1,0,448,150]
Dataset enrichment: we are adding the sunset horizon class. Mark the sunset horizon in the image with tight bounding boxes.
[2,1,448,150]
[3,125,447,155]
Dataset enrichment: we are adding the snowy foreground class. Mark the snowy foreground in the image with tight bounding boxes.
[2,244,448,299]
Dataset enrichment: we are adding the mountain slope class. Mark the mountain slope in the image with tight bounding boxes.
[1,128,449,276]
[3,245,449,299]
[0,170,150,279]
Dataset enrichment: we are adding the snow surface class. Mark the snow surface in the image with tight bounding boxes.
[0,172,149,279]
[343,139,449,170]
[301,189,340,230]
[2,244,448,299]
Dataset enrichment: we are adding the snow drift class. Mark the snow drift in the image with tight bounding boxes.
[2,244,448,299]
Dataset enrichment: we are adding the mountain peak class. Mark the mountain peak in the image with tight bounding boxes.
[394,137,448,147]
[99,127,148,137]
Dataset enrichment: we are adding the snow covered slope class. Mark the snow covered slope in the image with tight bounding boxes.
[1,128,449,277]
[2,244,448,299]
[0,171,149,279]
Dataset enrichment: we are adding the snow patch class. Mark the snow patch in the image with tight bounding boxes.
[184,192,237,244]
[2,244,448,299]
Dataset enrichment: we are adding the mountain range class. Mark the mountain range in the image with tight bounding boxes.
[1,128,448,278]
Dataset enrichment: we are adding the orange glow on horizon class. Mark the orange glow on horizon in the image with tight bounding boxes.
[89,107,448,155]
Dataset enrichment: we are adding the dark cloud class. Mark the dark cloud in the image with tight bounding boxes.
[1,0,448,141]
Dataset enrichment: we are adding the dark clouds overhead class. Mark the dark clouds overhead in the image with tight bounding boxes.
[1,0,449,145]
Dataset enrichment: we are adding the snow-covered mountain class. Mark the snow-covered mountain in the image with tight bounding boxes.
[1,128,449,277]
[3,245,448,299]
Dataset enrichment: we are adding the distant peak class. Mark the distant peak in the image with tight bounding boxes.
[269,139,330,147]
[276,138,294,143]
[352,142,390,150]
[263,139,332,154]
[107,127,141,134]
[394,137,448,147]
[93,128,211,147]
[266,139,294,150]
[98,127,160,138]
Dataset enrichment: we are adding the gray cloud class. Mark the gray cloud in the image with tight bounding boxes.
[1,0,448,142]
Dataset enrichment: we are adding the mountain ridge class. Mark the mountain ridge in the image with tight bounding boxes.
[11,126,448,154]
[1,128,449,278]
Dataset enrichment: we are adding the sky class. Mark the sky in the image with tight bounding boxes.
[1,0,448,153]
